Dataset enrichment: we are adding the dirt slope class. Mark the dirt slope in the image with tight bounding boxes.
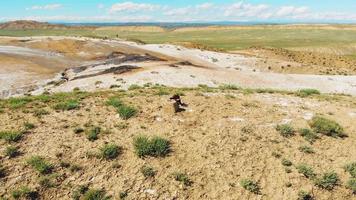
[0,88,355,199]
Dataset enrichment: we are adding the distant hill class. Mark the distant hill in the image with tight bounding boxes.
[0,20,93,30]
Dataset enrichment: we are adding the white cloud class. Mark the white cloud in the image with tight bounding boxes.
[224,2,270,18]
[27,4,62,10]
[109,2,160,13]
[97,4,105,9]
[275,6,309,17]
[196,3,214,10]
[163,7,194,16]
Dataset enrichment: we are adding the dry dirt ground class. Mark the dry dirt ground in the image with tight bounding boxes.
[0,88,355,199]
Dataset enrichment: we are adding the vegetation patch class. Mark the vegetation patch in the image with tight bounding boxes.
[83,189,110,200]
[346,178,356,193]
[276,124,295,137]
[141,165,156,178]
[86,127,101,141]
[281,159,293,167]
[297,89,321,97]
[173,172,192,186]
[128,84,142,90]
[5,146,20,158]
[26,156,53,175]
[299,128,319,144]
[344,162,356,178]
[7,97,32,109]
[53,99,80,111]
[240,179,260,194]
[0,131,23,142]
[106,98,138,120]
[133,135,170,158]
[309,116,345,137]
[11,186,38,200]
[314,171,339,190]
[298,145,315,154]
[296,164,316,179]
[100,144,121,160]
[0,165,5,178]
[24,122,35,130]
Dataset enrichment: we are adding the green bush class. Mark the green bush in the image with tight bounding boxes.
[87,127,101,141]
[0,131,23,142]
[346,178,356,193]
[72,185,89,200]
[106,98,138,120]
[101,144,121,160]
[33,109,50,118]
[309,116,345,137]
[296,164,316,179]
[314,172,339,190]
[74,127,84,134]
[297,191,314,200]
[7,97,32,109]
[276,124,295,137]
[24,122,35,130]
[11,186,38,200]
[298,145,315,154]
[281,159,293,167]
[299,128,319,144]
[219,84,240,90]
[344,162,356,178]
[128,84,142,90]
[133,135,170,158]
[240,179,260,194]
[26,156,53,175]
[117,105,138,120]
[141,166,156,178]
[83,189,110,200]
[39,176,55,188]
[5,146,19,158]
[54,99,79,111]
[297,89,321,97]
[173,172,192,186]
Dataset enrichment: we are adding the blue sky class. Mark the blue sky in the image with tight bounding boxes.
[1,0,356,23]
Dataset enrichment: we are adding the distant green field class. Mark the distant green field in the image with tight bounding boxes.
[1,28,356,52]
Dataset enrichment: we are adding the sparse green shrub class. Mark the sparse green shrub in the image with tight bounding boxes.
[296,164,316,179]
[298,145,315,154]
[24,122,35,130]
[72,185,89,200]
[240,179,260,194]
[141,166,156,178]
[219,84,240,90]
[106,98,137,120]
[11,186,38,200]
[272,152,281,158]
[101,144,121,160]
[344,162,356,178]
[83,189,110,200]
[117,105,137,120]
[314,171,339,190]
[33,109,50,117]
[156,88,170,96]
[87,127,101,141]
[297,89,320,97]
[128,84,142,90]
[39,176,55,188]
[297,190,314,200]
[54,99,79,111]
[173,172,192,186]
[346,178,356,193]
[7,97,32,109]
[281,159,293,167]
[276,124,295,137]
[5,146,19,158]
[309,116,345,137]
[26,156,53,175]
[133,135,170,158]
[0,131,23,142]
[299,128,319,144]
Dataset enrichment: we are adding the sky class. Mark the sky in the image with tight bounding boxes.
[1,0,356,23]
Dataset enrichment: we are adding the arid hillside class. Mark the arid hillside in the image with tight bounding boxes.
[0,87,355,199]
